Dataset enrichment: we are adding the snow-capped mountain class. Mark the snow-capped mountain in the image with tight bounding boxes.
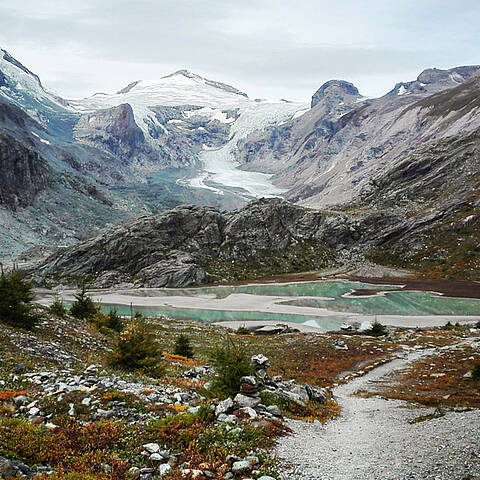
[0,48,306,259]
[2,46,480,271]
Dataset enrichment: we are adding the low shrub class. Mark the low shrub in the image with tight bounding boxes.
[89,309,124,333]
[144,406,213,450]
[235,326,250,335]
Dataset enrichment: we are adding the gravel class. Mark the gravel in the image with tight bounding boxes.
[275,350,480,480]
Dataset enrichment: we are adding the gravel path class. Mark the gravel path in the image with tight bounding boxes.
[275,350,480,480]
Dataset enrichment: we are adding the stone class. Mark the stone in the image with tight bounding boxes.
[332,340,348,350]
[240,382,258,394]
[158,464,171,477]
[251,354,270,369]
[235,407,258,420]
[305,385,328,404]
[258,476,276,480]
[215,397,234,416]
[240,376,257,386]
[266,405,282,417]
[0,458,17,478]
[28,406,40,416]
[84,364,98,375]
[14,364,27,374]
[143,443,160,454]
[13,395,26,407]
[30,416,45,425]
[150,453,164,462]
[290,385,310,403]
[234,393,261,409]
[226,455,241,467]
[231,460,252,475]
[217,414,236,423]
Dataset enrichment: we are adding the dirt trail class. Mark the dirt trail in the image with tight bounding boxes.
[275,349,480,480]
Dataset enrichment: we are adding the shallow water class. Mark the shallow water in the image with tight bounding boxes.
[97,303,345,330]
[281,290,480,316]
[88,280,480,327]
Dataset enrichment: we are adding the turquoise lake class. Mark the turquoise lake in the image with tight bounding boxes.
[83,280,480,329]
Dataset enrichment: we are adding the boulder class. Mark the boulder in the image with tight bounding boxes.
[231,460,252,475]
[215,397,234,416]
[234,393,261,409]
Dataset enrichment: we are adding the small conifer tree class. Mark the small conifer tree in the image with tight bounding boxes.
[49,296,67,318]
[210,337,253,397]
[366,320,388,337]
[107,317,164,377]
[0,270,39,330]
[173,334,194,358]
[70,283,99,320]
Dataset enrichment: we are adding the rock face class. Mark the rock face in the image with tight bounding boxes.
[0,132,49,209]
[74,104,146,163]
[350,128,480,278]
[31,198,361,287]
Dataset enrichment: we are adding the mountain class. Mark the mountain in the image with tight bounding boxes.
[2,48,479,279]
[0,49,306,260]
[235,66,480,207]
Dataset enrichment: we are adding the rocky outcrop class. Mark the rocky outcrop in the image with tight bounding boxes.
[311,79,360,108]
[31,198,362,287]
[74,104,146,163]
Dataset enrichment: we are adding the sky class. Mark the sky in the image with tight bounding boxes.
[1,0,480,102]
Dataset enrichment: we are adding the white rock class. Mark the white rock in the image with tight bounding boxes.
[28,407,40,416]
[158,464,171,477]
[143,442,160,454]
[215,397,233,416]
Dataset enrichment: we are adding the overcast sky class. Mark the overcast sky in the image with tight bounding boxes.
[1,0,479,101]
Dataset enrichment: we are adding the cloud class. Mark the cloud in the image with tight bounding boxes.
[1,0,479,101]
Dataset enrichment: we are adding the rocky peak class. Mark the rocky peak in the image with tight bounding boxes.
[417,65,480,85]
[311,80,360,108]
[74,103,145,161]
[387,65,480,97]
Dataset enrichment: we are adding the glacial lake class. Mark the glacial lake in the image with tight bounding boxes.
[59,280,480,330]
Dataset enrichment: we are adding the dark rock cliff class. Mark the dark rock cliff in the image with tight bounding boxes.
[0,132,49,210]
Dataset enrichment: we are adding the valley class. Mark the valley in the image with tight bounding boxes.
[1,41,480,480]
